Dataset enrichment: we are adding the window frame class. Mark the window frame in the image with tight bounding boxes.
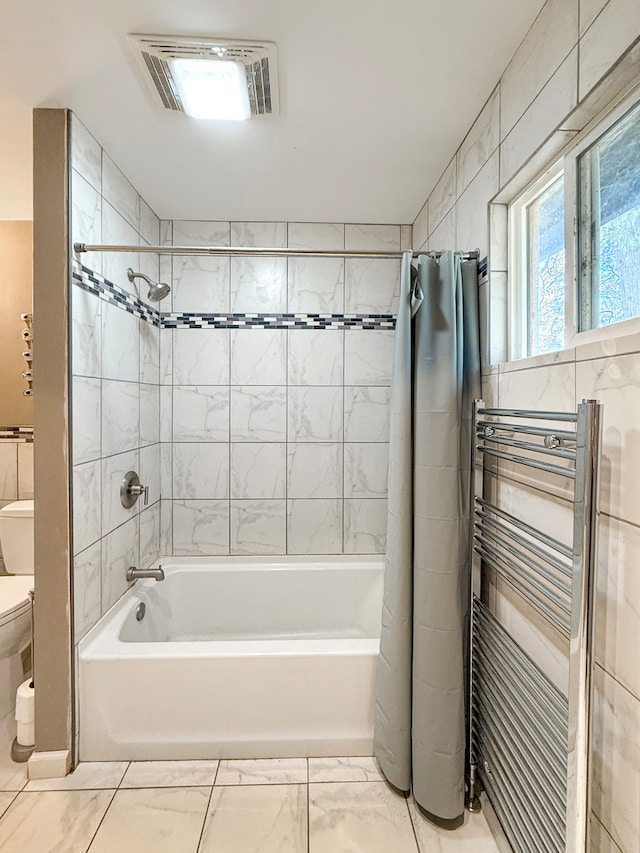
[507,84,640,362]
[508,161,565,361]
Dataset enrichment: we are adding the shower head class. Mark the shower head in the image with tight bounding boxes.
[126,268,171,303]
[147,281,171,302]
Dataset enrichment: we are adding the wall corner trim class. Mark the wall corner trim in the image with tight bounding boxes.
[27,750,71,780]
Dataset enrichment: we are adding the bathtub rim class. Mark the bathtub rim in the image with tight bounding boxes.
[78,554,384,659]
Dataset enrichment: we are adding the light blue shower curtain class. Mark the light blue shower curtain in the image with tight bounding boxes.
[374,250,480,821]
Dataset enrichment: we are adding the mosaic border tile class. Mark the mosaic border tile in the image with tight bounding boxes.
[0,427,34,443]
[72,263,162,327]
[162,312,396,330]
[72,262,396,330]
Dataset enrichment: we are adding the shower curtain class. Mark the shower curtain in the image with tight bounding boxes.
[374,250,480,822]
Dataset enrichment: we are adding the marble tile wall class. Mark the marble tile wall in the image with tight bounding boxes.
[70,114,161,649]
[160,220,406,557]
[0,439,33,574]
[409,1,640,847]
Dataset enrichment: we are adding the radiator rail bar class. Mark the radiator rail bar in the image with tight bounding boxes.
[476,498,573,559]
[467,399,601,853]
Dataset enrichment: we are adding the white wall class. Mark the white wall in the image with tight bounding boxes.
[157,220,410,558]
[70,115,162,646]
[410,2,640,850]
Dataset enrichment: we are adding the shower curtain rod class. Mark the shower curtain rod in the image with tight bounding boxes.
[74,242,480,261]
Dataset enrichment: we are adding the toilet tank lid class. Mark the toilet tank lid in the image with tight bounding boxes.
[0,500,34,518]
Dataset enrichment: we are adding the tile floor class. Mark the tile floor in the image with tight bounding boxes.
[0,713,500,852]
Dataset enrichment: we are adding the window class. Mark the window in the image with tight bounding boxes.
[578,98,640,332]
[527,175,565,355]
[509,166,565,358]
[508,90,640,360]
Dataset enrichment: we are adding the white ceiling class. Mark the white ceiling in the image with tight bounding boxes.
[0,0,545,224]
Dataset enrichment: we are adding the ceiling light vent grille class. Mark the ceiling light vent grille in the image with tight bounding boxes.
[130,35,279,117]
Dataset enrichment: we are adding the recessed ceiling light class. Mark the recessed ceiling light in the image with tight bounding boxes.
[129,35,279,120]
[170,58,250,121]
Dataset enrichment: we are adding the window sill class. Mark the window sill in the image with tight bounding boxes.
[571,317,640,361]
[498,347,575,373]
[497,317,640,372]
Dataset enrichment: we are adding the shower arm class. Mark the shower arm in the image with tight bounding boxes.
[127,269,154,287]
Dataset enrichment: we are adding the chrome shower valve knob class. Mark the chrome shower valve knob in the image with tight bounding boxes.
[120,470,149,508]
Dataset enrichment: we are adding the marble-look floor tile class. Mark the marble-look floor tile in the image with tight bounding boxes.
[408,799,499,852]
[0,714,27,792]
[88,786,210,853]
[121,760,219,788]
[0,789,114,853]
[216,758,308,786]
[199,784,307,853]
[309,781,418,853]
[0,792,17,818]
[25,762,128,792]
[308,757,384,783]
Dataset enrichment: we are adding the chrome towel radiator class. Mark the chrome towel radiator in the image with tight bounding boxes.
[467,400,602,853]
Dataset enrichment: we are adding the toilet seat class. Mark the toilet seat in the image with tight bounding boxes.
[0,576,33,628]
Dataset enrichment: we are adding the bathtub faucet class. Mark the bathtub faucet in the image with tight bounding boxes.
[126,565,165,582]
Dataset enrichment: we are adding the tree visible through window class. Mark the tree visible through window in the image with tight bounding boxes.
[527,176,565,355]
[580,99,640,330]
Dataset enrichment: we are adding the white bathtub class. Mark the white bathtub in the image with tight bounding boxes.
[78,556,384,761]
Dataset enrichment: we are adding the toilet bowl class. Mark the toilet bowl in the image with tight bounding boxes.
[0,577,33,660]
[0,500,34,660]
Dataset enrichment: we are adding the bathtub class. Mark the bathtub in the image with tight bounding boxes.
[78,556,384,761]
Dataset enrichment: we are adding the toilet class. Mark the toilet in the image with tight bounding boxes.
[0,500,34,718]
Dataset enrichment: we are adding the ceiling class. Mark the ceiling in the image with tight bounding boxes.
[0,0,545,224]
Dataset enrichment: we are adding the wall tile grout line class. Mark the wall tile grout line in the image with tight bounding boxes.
[595,661,640,707]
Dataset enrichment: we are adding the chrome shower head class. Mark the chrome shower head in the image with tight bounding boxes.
[126,268,171,303]
[147,281,171,302]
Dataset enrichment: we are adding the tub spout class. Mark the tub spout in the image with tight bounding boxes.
[126,565,165,582]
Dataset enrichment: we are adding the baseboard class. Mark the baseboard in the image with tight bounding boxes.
[27,749,70,779]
